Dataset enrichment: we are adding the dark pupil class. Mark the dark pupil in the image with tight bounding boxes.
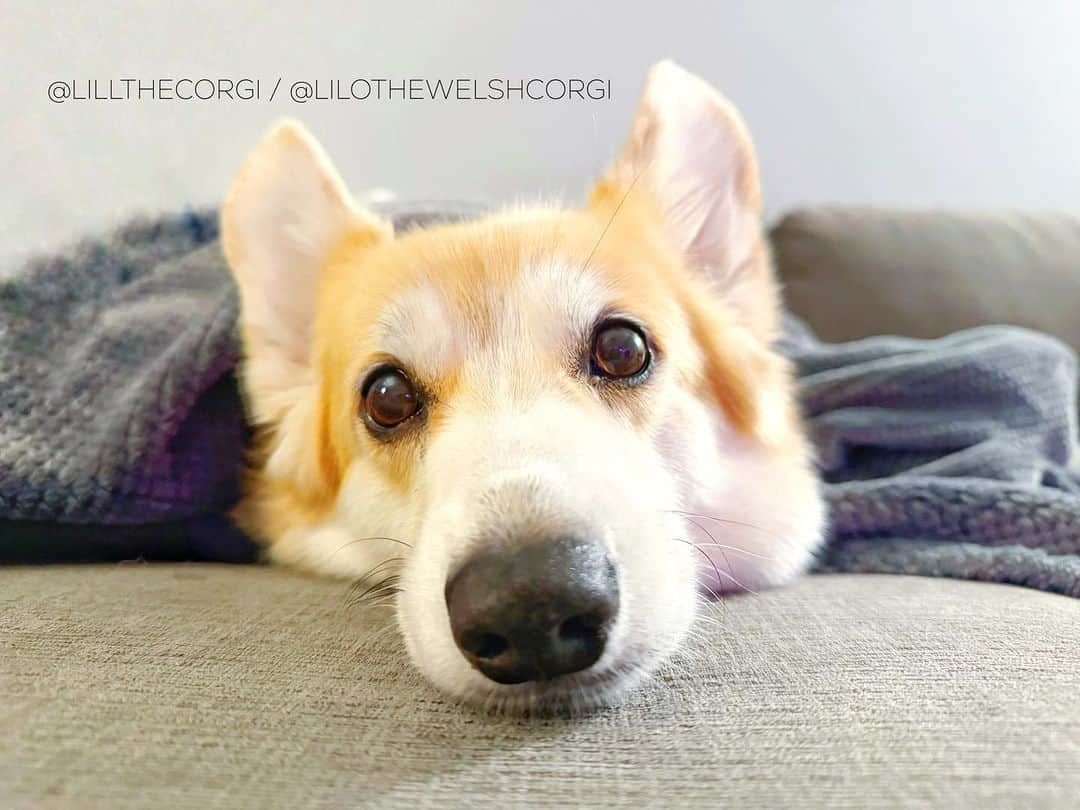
[366,370,418,427]
[594,325,648,378]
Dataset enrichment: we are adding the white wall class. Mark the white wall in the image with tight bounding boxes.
[4,1,1080,265]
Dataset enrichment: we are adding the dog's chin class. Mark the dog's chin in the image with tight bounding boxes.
[396,599,698,717]
[452,662,658,717]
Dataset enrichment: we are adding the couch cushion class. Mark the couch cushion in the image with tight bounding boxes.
[2,565,1077,808]
[770,207,1080,353]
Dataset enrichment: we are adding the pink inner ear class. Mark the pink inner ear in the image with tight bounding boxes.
[603,64,778,342]
[223,122,383,383]
[642,93,758,272]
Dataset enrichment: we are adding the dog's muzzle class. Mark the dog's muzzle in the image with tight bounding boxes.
[444,536,619,685]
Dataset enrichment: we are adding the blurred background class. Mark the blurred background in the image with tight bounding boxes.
[4,1,1080,266]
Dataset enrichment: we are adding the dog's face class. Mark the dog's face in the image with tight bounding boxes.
[222,62,824,712]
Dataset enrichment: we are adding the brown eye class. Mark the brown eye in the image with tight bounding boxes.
[591,321,650,379]
[363,367,420,429]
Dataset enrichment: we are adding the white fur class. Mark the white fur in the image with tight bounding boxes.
[224,63,826,713]
[299,261,821,711]
[388,262,696,710]
[375,283,463,380]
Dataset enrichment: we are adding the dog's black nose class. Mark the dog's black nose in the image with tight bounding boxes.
[445,536,619,685]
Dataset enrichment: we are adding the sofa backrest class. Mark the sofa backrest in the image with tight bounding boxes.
[770,207,1080,355]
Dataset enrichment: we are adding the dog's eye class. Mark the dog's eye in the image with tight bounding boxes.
[363,367,420,429]
[591,321,650,379]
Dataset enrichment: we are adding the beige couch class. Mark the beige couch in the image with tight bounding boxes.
[3,208,1078,808]
[3,566,1078,808]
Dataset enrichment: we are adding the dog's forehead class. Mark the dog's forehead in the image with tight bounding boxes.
[374,255,611,381]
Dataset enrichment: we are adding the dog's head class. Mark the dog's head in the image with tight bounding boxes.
[221,62,823,712]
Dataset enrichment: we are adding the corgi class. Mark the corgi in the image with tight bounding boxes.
[220,61,824,712]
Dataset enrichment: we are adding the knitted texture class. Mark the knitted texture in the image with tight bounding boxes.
[0,210,246,560]
[2,206,1078,593]
[779,317,1080,594]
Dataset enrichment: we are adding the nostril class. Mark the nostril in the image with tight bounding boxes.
[467,632,510,660]
[558,613,601,644]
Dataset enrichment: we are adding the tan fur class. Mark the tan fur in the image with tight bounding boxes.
[221,61,824,710]
[234,193,800,548]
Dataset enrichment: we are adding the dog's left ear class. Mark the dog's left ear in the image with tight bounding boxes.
[595,61,778,340]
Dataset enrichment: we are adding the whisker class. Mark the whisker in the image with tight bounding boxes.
[582,156,651,272]
[671,536,731,602]
[679,540,776,561]
[345,578,401,613]
[345,557,404,596]
[684,516,738,586]
[662,509,787,542]
[344,556,405,610]
[710,566,758,596]
[694,571,729,606]
[350,576,402,607]
[331,535,415,559]
[681,518,760,596]
[352,582,399,604]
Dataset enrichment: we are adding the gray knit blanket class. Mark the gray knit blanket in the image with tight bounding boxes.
[3,207,1079,596]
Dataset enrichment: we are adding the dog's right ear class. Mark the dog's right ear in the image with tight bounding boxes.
[221,121,390,424]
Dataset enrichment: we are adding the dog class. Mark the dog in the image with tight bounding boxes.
[220,61,825,712]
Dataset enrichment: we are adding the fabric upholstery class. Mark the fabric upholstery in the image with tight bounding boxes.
[2,565,1078,808]
[770,207,1080,353]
